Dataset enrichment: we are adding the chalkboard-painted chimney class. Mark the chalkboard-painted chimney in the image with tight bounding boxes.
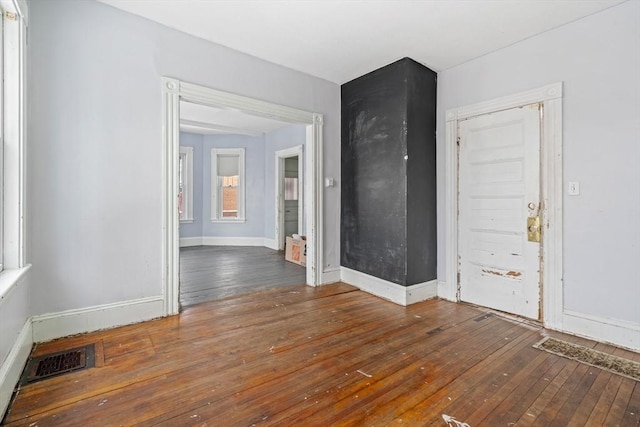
[341,57,437,286]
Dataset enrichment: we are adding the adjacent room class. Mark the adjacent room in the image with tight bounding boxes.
[176,101,308,306]
[1,0,638,425]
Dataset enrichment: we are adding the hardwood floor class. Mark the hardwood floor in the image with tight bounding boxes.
[179,246,306,307]
[3,283,639,426]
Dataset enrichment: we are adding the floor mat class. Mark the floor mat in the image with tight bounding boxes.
[534,336,639,381]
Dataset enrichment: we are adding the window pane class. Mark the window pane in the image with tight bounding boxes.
[222,186,238,217]
[218,154,239,176]
[284,177,298,201]
[222,175,238,188]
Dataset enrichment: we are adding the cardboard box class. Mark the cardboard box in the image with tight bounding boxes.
[285,236,306,266]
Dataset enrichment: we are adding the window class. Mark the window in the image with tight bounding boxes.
[0,11,4,272]
[178,146,193,222]
[211,148,245,222]
[0,0,28,290]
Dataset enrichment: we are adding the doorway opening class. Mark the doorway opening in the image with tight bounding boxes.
[161,78,324,315]
[275,146,303,250]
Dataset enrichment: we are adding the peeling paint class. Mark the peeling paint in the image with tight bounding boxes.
[481,269,522,278]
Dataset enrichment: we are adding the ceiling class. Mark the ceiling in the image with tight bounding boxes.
[99,0,626,84]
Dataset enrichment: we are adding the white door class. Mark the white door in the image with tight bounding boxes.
[458,104,541,319]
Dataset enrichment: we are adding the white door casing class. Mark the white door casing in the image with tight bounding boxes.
[275,146,303,250]
[442,82,563,329]
[162,78,324,316]
[458,104,541,319]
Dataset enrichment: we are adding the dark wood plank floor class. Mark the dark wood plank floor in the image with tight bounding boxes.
[4,283,639,426]
[179,246,306,307]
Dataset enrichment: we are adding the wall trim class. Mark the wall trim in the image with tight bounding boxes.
[341,267,437,306]
[31,296,164,343]
[179,236,280,248]
[443,82,563,327]
[0,318,31,419]
[437,280,456,302]
[200,237,268,247]
[561,310,640,352]
[320,268,341,285]
[263,238,278,250]
[179,237,203,247]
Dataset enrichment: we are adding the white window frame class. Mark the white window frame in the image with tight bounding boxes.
[211,148,245,223]
[0,0,30,298]
[178,146,193,223]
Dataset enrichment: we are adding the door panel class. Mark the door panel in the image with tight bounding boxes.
[284,200,298,237]
[458,104,541,319]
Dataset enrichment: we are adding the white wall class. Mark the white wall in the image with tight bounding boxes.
[28,0,340,316]
[437,1,640,327]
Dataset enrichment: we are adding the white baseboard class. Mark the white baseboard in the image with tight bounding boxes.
[560,310,640,351]
[320,268,341,285]
[202,236,267,246]
[264,238,279,250]
[0,319,32,418]
[179,237,203,247]
[31,296,165,343]
[437,279,457,302]
[179,236,278,248]
[340,267,437,306]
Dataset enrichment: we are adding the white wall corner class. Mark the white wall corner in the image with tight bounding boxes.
[0,319,32,418]
[406,280,438,305]
[560,310,640,352]
[320,268,341,285]
[31,296,164,343]
[263,238,279,250]
[340,267,437,306]
[437,280,457,302]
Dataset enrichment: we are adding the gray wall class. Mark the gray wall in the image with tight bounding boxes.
[178,132,204,239]
[437,0,640,325]
[27,0,340,316]
[179,125,305,241]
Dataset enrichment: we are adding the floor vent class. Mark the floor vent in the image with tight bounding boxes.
[474,313,494,322]
[534,337,640,381]
[21,344,95,385]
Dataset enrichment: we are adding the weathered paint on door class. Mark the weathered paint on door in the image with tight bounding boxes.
[458,104,541,319]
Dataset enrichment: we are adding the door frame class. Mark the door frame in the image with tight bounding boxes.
[275,145,304,250]
[442,82,563,329]
[161,77,324,316]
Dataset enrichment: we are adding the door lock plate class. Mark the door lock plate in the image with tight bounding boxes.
[527,216,541,242]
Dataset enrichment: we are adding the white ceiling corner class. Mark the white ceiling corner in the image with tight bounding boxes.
[98,0,627,84]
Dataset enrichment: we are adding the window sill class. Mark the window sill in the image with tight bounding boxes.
[211,219,246,224]
[0,264,32,304]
